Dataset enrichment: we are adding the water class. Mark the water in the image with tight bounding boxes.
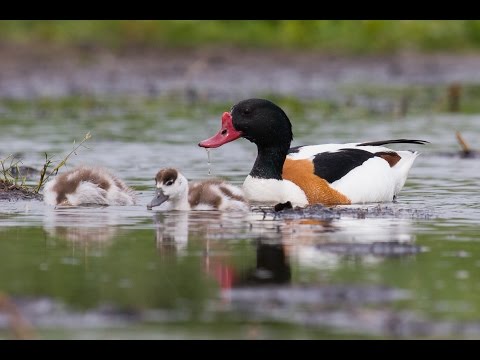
[1,96,480,339]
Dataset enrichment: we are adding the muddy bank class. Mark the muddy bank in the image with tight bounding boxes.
[0,180,42,201]
[2,44,480,100]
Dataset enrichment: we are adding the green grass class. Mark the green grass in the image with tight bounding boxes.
[3,20,480,53]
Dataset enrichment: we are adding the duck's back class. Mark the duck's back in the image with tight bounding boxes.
[284,142,422,204]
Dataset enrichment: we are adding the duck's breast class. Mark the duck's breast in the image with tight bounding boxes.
[243,175,309,207]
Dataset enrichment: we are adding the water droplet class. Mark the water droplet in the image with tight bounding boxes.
[206,148,211,176]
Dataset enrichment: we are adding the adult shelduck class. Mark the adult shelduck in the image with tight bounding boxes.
[43,165,136,206]
[147,168,249,211]
[199,98,428,207]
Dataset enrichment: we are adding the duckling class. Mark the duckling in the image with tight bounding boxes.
[147,168,249,211]
[43,165,136,206]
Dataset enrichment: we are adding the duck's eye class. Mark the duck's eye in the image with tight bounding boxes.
[165,179,174,186]
[242,108,250,115]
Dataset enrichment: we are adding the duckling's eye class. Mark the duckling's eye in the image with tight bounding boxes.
[165,179,174,186]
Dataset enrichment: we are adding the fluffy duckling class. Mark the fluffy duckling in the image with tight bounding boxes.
[147,168,249,211]
[43,165,136,206]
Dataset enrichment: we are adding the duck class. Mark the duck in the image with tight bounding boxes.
[147,168,249,211]
[43,165,136,206]
[199,98,428,207]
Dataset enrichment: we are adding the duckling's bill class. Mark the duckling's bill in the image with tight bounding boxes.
[147,189,169,210]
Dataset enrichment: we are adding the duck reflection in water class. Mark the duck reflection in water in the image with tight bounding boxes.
[153,211,189,257]
[152,210,293,292]
[152,208,417,291]
[236,239,291,285]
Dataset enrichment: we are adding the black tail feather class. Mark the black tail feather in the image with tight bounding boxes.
[357,139,430,147]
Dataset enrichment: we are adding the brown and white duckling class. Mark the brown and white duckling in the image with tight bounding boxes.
[147,168,249,211]
[43,165,136,206]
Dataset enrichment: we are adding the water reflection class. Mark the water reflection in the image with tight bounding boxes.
[42,203,420,276]
[151,211,290,287]
[34,202,427,338]
[236,240,291,285]
[44,225,117,244]
[151,210,419,290]
[153,211,189,255]
[283,217,419,270]
[42,206,122,245]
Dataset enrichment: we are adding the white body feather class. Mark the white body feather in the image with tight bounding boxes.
[243,176,308,207]
[244,143,419,206]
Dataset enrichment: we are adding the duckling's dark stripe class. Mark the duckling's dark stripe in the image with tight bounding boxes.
[189,186,221,208]
[53,168,111,204]
[312,148,375,183]
[188,181,246,208]
[155,168,178,185]
[188,180,225,207]
[218,185,246,202]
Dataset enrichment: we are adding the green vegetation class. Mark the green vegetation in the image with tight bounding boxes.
[0,154,27,189]
[2,20,480,53]
[0,132,91,195]
[35,132,91,193]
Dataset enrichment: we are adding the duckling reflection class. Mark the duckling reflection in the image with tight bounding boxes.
[44,225,118,244]
[152,211,189,256]
[153,210,247,255]
[42,206,122,245]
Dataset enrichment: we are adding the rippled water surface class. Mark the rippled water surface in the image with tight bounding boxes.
[1,96,480,339]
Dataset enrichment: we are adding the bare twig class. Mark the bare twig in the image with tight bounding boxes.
[456,131,471,155]
[0,292,37,340]
[34,132,91,193]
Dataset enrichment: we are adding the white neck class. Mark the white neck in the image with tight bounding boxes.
[169,191,191,210]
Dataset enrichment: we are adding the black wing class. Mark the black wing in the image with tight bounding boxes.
[313,148,375,183]
[288,145,306,154]
[357,139,429,147]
